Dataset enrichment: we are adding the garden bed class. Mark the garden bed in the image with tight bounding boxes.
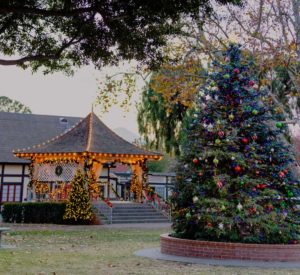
[160,234,300,262]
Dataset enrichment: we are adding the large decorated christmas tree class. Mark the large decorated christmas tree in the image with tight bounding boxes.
[171,45,300,244]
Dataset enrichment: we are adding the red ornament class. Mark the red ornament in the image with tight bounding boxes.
[198,172,203,177]
[255,171,260,176]
[279,171,285,178]
[207,222,213,228]
[217,181,223,188]
[193,158,199,164]
[241,137,249,144]
[233,68,240,74]
[252,135,258,141]
[234,165,242,173]
[283,169,288,174]
[249,207,257,214]
[218,131,225,138]
[256,184,267,190]
[249,80,255,86]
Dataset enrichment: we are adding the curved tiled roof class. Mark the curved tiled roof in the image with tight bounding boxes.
[16,112,161,157]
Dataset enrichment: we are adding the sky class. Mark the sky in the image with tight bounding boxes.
[0,64,140,135]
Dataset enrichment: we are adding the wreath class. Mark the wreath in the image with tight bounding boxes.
[55,165,63,176]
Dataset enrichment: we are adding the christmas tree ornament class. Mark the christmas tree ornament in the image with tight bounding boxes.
[184,164,188,169]
[207,222,213,228]
[276,122,284,128]
[234,165,242,173]
[271,148,275,152]
[279,171,285,178]
[237,202,243,211]
[241,137,249,144]
[223,74,230,79]
[252,134,258,141]
[215,139,221,145]
[218,131,225,138]
[233,68,240,74]
[193,196,199,203]
[252,109,258,115]
[198,172,203,177]
[249,80,255,86]
[185,212,192,219]
[229,114,234,121]
[213,158,219,166]
[221,205,226,211]
[231,156,236,160]
[217,181,223,188]
[253,84,259,90]
[192,158,199,164]
[219,223,224,230]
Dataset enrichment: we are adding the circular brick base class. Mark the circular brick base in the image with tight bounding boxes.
[160,234,300,262]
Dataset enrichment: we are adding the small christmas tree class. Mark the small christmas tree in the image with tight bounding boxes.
[64,170,93,224]
[171,45,300,244]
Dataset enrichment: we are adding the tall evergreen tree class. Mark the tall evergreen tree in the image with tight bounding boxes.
[171,45,300,244]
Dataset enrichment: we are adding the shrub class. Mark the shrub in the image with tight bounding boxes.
[1,202,67,224]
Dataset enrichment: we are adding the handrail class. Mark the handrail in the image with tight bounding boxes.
[143,189,171,221]
[107,181,121,199]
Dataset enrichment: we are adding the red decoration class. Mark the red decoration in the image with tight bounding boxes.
[249,80,255,86]
[283,169,288,174]
[218,131,225,138]
[233,68,240,74]
[234,165,242,173]
[256,184,267,190]
[193,158,199,164]
[249,207,257,214]
[255,171,260,176]
[252,135,258,141]
[241,137,249,144]
[198,172,203,177]
[279,171,285,178]
[207,222,213,228]
[217,181,223,188]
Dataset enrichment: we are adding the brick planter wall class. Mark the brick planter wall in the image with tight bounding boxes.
[160,234,300,262]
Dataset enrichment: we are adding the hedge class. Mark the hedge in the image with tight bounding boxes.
[1,202,66,224]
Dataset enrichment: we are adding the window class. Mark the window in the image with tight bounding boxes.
[1,184,22,202]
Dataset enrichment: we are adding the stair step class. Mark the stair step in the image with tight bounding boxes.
[93,202,170,224]
[112,219,169,224]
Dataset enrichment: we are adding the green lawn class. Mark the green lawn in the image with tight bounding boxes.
[0,227,298,275]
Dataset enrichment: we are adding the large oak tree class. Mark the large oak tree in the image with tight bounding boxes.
[0,0,241,73]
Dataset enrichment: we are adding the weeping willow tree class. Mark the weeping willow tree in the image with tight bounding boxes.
[137,87,190,155]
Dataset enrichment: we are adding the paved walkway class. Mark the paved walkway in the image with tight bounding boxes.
[134,248,300,269]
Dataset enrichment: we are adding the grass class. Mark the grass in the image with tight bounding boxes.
[0,226,299,275]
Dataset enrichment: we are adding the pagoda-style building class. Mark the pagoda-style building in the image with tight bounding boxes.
[14,112,162,201]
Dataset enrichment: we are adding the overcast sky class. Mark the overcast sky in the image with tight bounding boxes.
[0,64,140,134]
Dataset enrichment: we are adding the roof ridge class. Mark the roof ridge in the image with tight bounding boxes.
[86,112,93,151]
[92,114,161,156]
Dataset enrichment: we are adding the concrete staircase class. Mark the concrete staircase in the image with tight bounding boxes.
[93,201,170,224]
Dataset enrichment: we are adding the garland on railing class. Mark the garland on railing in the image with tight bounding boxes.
[103,198,113,207]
